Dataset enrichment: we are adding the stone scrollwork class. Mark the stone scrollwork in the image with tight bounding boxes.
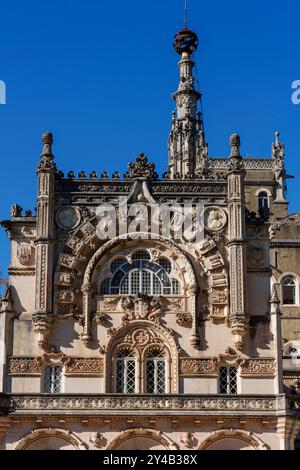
[180,358,219,376]
[240,359,276,377]
[7,354,104,377]
[7,357,42,376]
[176,312,193,327]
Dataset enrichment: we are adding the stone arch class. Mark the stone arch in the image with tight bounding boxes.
[53,228,228,346]
[83,233,197,288]
[198,429,269,451]
[15,428,87,451]
[106,320,179,393]
[107,428,177,450]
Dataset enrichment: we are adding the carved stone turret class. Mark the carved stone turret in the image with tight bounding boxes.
[33,132,56,346]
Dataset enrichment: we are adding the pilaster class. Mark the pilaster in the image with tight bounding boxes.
[33,132,56,345]
[227,134,248,350]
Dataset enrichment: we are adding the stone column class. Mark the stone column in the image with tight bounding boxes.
[33,132,56,347]
[227,134,248,350]
[0,287,12,392]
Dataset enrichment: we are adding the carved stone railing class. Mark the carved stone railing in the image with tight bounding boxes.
[0,394,290,416]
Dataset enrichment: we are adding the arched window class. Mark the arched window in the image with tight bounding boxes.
[146,350,166,394]
[282,276,297,305]
[116,349,136,394]
[258,192,269,219]
[100,251,181,296]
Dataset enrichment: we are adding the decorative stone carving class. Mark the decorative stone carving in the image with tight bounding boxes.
[7,356,104,376]
[89,432,103,448]
[16,244,33,266]
[166,297,185,312]
[128,153,157,180]
[59,254,76,269]
[65,358,104,376]
[180,432,194,449]
[58,289,75,304]
[121,295,162,325]
[205,208,227,232]
[55,207,81,230]
[98,297,120,313]
[7,357,42,375]
[176,312,192,327]
[179,358,219,376]
[7,395,279,412]
[118,328,164,354]
[240,359,276,377]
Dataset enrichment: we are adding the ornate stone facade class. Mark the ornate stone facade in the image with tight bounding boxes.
[0,23,300,452]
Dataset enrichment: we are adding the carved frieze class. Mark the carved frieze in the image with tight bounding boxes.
[240,359,276,377]
[7,356,104,376]
[65,358,104,376]
[179,358,219,376]
[7,357,42,375]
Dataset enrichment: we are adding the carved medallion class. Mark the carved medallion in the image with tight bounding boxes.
[55,207,81,230]
[205,208,227,232]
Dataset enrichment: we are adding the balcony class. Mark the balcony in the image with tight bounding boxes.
[1,393,297,417]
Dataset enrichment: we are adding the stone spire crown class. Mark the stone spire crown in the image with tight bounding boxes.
[167,23,208,180]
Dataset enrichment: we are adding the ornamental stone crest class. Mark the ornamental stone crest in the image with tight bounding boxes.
[121,294,162,325]
[17,244,33,266]
[128,153,157,180]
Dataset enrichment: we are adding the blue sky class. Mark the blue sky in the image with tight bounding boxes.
[0,0,299,277]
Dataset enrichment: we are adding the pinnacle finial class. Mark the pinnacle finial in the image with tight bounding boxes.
[37,131,56,172]
[41,131,54,157]
[230,133,241,158]
[275,131,280,145]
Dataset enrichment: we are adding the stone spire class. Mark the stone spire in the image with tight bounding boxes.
[167,28,208,179]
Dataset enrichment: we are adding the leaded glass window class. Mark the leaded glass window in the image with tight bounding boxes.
[219,367,237,395]
[116,350,136,394]
[146,351,166,394]
[44,366,63,394]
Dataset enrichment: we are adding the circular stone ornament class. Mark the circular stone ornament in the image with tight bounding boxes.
[204,208,227,232]
[55,206,81,230]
